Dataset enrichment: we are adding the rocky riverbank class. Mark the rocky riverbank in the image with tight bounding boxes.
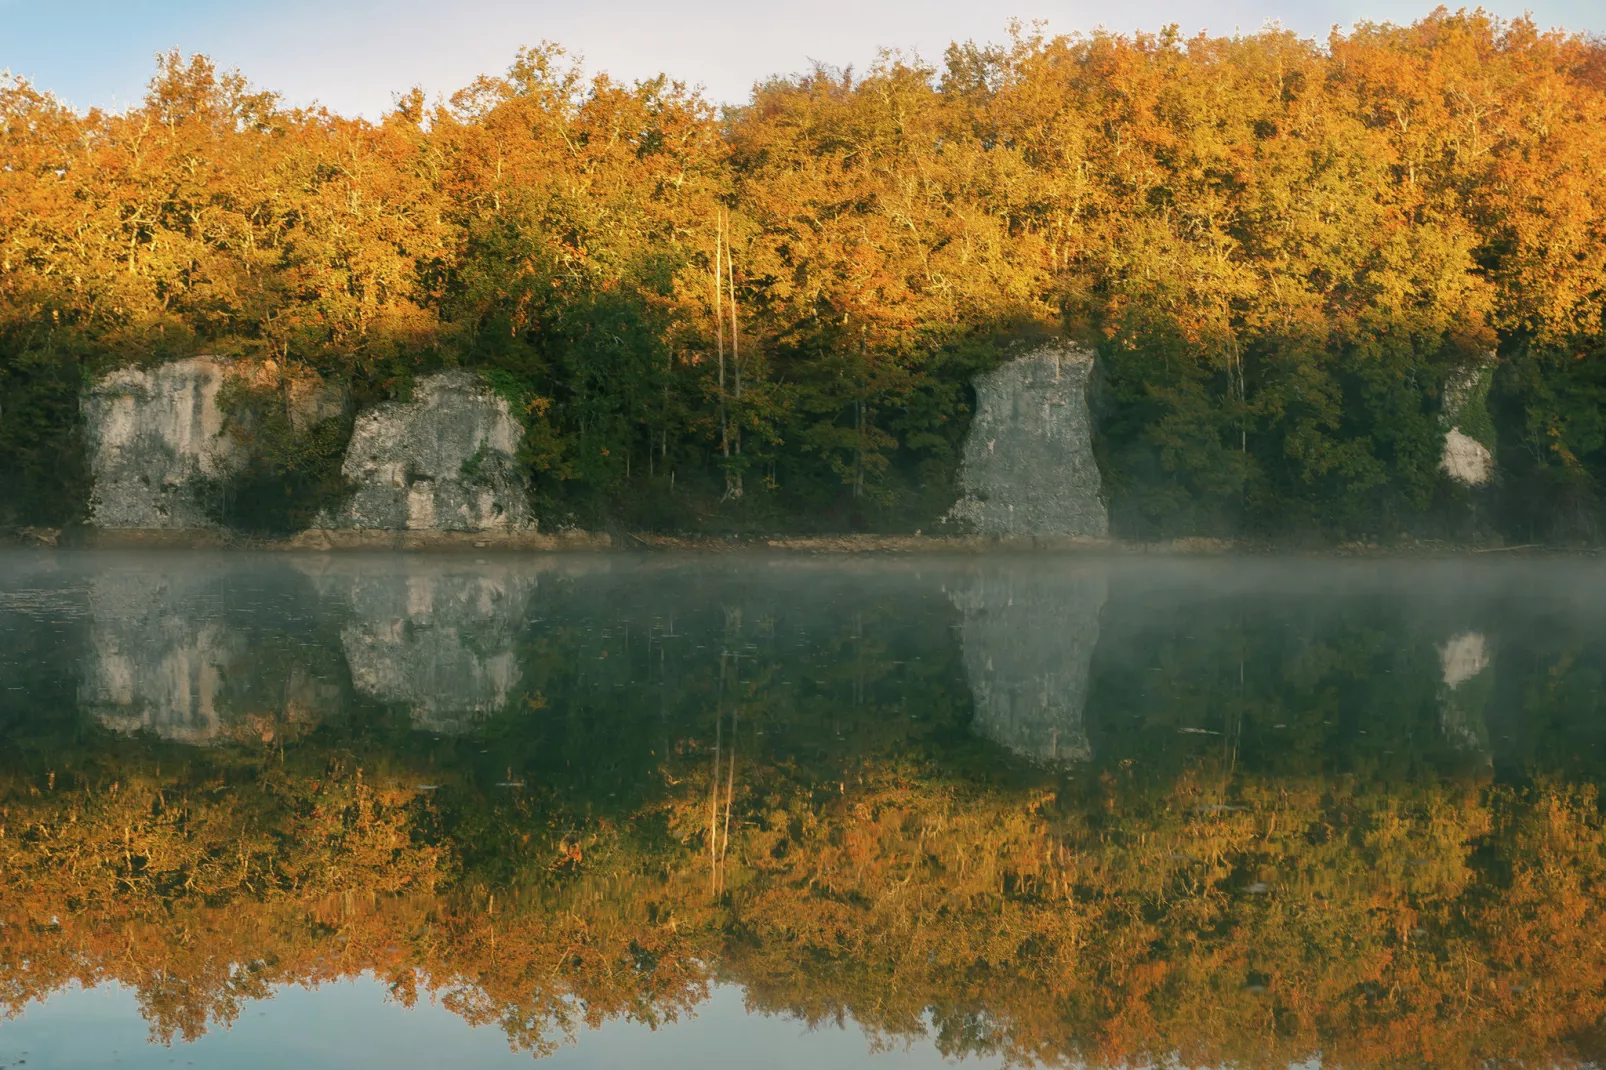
[4,524,1580,557]
[1,340,1538,554]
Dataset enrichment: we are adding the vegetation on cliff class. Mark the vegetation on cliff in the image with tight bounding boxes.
[2,11,1604,538]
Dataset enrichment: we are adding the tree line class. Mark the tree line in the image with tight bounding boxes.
[2,10,1604,538]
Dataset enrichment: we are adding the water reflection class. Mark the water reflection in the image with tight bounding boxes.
[300,557,540,733]
[3,552,1606,1068]
[78,561,346,744]
[81,565,242,743]
[950,563,1105,762]
[1439,630,1492,756]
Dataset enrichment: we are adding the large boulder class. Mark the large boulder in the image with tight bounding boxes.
[948,342,1108,537]
[327,372,534,532]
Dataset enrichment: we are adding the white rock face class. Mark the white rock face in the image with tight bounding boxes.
[1440,361,1495,488]
[949,343,1108,537]
[83,356,346,529]
[329,372,534,532]
[83,357,240,528]
[1441,429,1493,487]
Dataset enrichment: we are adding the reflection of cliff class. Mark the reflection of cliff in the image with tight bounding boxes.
[310,561,537,733]
[1440,630,1492,756]
[950,566,1107,762]
[74,557,579,744]
[83,578,240,745]
[79,565,339,744]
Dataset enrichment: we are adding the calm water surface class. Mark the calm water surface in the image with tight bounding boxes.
[2,551,1605,1068]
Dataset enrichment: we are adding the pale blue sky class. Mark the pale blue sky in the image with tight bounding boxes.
[3,0,1602,117]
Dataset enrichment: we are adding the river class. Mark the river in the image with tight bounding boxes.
[2,551,1604,1068]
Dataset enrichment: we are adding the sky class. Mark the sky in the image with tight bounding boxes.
[3,0,1602,118]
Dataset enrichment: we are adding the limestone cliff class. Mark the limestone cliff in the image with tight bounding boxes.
[83,357,345,530]
[327,372,534,532]
[83,358,239,529]
[949,343,1108,537]
[1440,360,1495,488]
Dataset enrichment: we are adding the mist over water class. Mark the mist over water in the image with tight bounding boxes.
[3,551,1606,1067]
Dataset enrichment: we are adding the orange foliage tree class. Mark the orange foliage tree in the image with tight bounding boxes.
[3,13,1606,537]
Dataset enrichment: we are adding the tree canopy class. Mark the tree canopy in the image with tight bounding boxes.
[3,11,1605,538]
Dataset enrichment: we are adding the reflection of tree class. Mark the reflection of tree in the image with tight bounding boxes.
[6,730,1606,1068]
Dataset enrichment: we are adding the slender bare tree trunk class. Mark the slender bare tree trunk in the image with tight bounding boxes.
[853,398,864,499]
[726,220,743,499]
[721,700,737,883]
[714,210,727,465]
[708,653,724,897]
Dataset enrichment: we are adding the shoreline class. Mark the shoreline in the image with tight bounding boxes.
[1,526,1594,557]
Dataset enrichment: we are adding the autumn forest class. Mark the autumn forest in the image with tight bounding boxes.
[2,9,1606,538]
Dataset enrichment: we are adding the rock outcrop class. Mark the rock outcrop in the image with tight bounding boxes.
[1442,430,1492,486]
[1440,360,1495,487]
[83,358,240,529]
[950,564,1107,763]
[327,372,534,532]
[948,343,1107,537]
[83,357,345,529]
